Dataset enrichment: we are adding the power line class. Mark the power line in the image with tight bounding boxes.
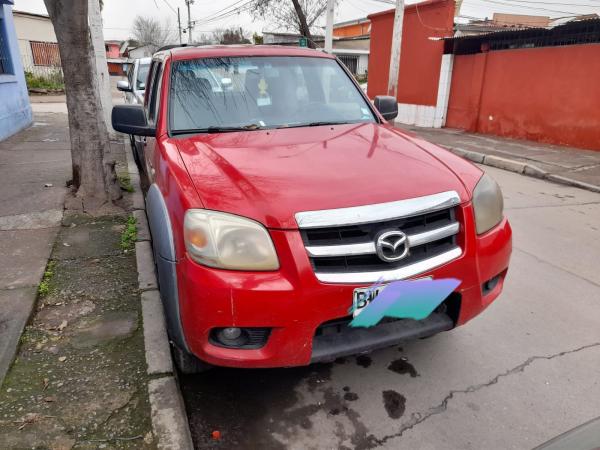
[192,0,255,26]
[160,0,178,15]
[193,0,250,24]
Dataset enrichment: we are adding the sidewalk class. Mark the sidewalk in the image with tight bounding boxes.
[0,105,192,448]
[0,112,71,383]
[395,124,600,192]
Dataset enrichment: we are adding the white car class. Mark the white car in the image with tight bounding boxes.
[117,57,151,105]
[117,57,151,167]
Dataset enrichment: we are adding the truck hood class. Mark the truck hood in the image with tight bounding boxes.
[174,123,470,229]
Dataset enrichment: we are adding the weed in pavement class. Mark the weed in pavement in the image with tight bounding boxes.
[120,215,138,251]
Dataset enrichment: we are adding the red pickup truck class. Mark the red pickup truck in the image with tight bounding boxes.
[112,45,512,372]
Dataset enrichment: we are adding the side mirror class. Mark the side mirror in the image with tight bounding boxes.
[117,80,132,92]
[374,95,398,121]
[111,105,156,136]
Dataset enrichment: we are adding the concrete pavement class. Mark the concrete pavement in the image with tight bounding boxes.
[396,125,600,192]
[180,166,600,449]
[0,112,70,384]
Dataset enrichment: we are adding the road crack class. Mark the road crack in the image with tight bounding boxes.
[375,342,600,446]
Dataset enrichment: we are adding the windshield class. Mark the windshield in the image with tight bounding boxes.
[169,56,376,133]
[136,63,150,90]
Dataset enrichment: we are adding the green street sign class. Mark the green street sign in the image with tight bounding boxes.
[298,37,308,47]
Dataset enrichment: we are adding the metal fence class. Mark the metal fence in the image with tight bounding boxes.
[21,51,64,87]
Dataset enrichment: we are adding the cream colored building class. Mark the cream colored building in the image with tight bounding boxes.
[12,10,59,74]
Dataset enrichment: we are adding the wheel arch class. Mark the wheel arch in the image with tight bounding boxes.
[145,183,190,352]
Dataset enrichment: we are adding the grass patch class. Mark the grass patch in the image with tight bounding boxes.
[118,173,135,193]
[24,70,65,91]
[120,215,137,250]
[38,260,56,297]
[355,73,368,84]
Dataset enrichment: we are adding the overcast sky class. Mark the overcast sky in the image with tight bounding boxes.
[13,0,600,41]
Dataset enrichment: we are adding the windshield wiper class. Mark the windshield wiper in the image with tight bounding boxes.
[172,124,264,135]
[277,121,355,129]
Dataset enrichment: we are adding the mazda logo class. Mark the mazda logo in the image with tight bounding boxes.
[376,230,409,262]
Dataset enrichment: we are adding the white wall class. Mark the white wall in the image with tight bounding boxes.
[13,13,56,68]
[393,54,454,129]
[357,54,368,76]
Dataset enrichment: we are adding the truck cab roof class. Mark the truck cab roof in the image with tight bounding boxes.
[155,44,335,62]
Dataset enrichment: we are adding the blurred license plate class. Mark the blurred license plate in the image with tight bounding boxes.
[352,285,386,317]
[352,277,433,317]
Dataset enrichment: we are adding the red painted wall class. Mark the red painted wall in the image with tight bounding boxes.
[446,44,600,150]
[367,0,454,106]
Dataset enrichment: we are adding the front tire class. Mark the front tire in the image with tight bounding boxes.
[172,344,212,374]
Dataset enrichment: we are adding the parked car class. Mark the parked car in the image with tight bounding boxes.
[118,57,151,105]
[117,57,151,167]
[111,45,512,373]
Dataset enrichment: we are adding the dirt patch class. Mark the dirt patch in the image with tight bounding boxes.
[0,214,155,449]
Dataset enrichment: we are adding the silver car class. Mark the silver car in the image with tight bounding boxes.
[117,57,151,168]
[117,57,151,105]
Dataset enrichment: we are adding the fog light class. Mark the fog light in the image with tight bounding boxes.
[211,327,271,349]
[220,327,242,341]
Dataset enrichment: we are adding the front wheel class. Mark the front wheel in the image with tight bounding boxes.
[172,344,213,374]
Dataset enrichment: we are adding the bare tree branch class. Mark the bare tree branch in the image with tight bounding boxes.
[252,0,332,48]
[212,26,252,45]
[131,15,176,53]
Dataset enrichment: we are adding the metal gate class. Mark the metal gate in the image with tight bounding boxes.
[338,55,359,75]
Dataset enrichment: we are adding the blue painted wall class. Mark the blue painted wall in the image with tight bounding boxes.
[0,0,32,141]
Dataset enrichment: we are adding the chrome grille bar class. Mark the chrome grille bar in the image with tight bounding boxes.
[315,247,463,284]
[305,222,459,257]
[295,191,461,229]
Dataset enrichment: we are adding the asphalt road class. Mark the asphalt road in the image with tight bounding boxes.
[180,166,600,450]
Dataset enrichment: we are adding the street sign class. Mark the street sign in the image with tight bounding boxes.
[299,37,308,48]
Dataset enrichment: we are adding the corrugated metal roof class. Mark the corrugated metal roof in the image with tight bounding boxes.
[446,17,600,42]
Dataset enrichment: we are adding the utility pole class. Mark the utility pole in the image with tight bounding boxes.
[387,0,405,98]
[177,7,183,44]
[324,0,335,53]
[185,0,194,44]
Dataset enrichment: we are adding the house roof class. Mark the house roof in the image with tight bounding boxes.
[445,17,600,54]
[12,10,51,20]
[334,17,370,28]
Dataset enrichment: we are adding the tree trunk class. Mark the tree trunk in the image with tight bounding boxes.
[88,0,114,138]
[43,0,120,211]
[290,0,315,48]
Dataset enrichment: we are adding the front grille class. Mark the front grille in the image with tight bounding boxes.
[301,207,459,274]
[312,236,456,273]
[302,209,453,247]
[295,192,463,283]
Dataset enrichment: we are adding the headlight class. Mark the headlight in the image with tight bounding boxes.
[472,174,504,234]
[184,210,279,270]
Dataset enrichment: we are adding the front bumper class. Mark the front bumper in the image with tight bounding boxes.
[177,202,512,368]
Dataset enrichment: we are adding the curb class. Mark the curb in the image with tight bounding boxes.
[445,146,600,193]
[125,141,194,450]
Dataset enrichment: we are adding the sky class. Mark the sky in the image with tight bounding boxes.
[13,0,600,41]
